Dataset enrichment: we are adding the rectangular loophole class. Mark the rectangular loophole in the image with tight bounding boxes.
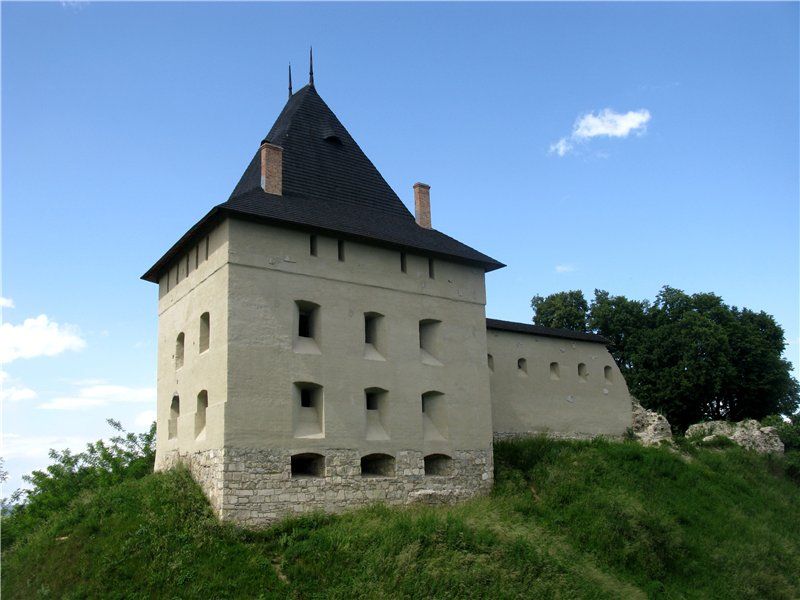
[337,240,345,262]
[309,235,318,257]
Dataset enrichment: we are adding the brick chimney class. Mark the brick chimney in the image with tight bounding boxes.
[260,142,283,195]
[414,182,431,229]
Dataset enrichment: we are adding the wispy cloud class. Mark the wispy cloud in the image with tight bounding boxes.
[38,383,155,411]
[2,433,93,460]
[549,108,651,157]
[555,264,577,273]
[0,315,86,364]
[134,409,157,429]
[0,297,14,309]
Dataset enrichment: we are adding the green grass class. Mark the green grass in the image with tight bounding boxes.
[4,439,800,599]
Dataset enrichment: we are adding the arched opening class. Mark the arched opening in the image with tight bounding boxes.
[195,391,208,438]
[517,357,527,374]
[360,453,395,477]
[175,333,185,369]
[424,454,452,476]
[199,312,210,353]
[291,453,325,478]
[550,362,560,380]
[168,395,180,439]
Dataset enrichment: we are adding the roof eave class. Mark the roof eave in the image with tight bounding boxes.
[486,318,609,345]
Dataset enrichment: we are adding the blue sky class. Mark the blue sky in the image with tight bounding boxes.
[2,2,798,494]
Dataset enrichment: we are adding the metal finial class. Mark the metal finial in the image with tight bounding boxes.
[309,46,314,86]
[288,63,293,98]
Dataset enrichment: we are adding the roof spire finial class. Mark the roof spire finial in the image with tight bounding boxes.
[309,46,314,87]
[288,62,293,98]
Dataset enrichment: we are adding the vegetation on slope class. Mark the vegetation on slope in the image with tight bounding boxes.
[4,437,800,599]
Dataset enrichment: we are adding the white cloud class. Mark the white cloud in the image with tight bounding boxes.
[549,108,651,156]
[549,137,573,157]
[1,385,37,403]
[0,297,14,309]
[2,433,91,460]
[573,108,651,140]
[134,409,157,429]
[0,314,86,364]
[555,264,577,273]
[38,383,155,411]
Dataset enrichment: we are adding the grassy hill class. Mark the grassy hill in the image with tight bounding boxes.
[3,438,800,599]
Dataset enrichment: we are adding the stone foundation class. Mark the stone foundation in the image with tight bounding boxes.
[157,447,493,527]
[493,431,625,442]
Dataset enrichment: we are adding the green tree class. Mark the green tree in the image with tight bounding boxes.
[531,290,589,332]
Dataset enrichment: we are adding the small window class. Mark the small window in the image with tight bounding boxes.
[300,388,314,408]
[291,453,324,478]
[424,454,452,476]
[578,363,588,382]
[604,365,614,384]
[195,391,208,438]
[365,391,379,411]
[168,395,180,439]
[175,333,185,369]
[428,258,435,279]
[296,301,319,339]
[199,312,210,353]
[421,391,447,440]
[364,312,383,346]
[309,235,318,257]
[360,453,395,477]
[550,362,560,381]
[487,354,494,371]
[195,245,200,269]
[517,358,527,374]
[419,319,442,364]
[185,255,190,277]
[400,252,407,273]
[337,240,345,262]
[205,236,210,260]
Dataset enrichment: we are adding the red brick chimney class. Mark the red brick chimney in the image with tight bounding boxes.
[414,182,431,229]
[260,142,283,195]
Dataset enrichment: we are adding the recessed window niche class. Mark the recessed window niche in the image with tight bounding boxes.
[293,301,321,354]
[199,313,210,353]
[604,365,614,384]
[175,333,185,369]
[291,453,325,478]
[293,382,324,438]
[364,388,389,440]
[550,362,560,380]
[168,395,180,440]
[421,391,448,441]
[363,312,385,361]
[424,454,453,476]
[419,319,443,366]
[578,363,588,382]
[360,454,395,477]
[195,390,208,439]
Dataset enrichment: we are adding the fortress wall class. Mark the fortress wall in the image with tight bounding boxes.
[487,329,632,440]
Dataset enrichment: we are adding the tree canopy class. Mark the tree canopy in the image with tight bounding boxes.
[531,287,799,431]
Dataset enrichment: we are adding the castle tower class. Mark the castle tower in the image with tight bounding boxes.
[142,79,504,526]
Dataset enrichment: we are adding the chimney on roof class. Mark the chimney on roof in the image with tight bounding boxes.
[413,182,431,229]
[260,142,283,195]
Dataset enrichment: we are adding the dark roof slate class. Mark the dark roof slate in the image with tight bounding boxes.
[486,318,609,344]
[143,84,503,282]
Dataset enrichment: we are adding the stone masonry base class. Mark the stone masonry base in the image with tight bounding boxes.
[156,447,493,527]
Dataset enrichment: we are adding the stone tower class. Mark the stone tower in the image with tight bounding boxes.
[142,79,504,526]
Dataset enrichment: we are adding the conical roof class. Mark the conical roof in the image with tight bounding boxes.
[142,84,503,283]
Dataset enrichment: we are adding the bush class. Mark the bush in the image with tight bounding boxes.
[1,419,156,549]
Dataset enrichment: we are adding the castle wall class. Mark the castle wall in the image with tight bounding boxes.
[487,329,632,440]
[217,219,494,524]
[154,221,230,479]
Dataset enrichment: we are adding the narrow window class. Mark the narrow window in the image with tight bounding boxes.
[360,454,395,477]
[195,245,199,269]
[175,333,185,369]
[195,391,208,438]
[185,255,190,277]
[296,301,318,339]
[337,240,345,262]
[604,365,614,384]
[168,395,180,439]
[205,236,210,260]
[400,252,407,273]
[424,454,452,476]
[365,391,379,411]
[419,319,442,364]
[294,382,323,438]
[291,453,324,478]
[578,363,588,382]
[550,362,560,380]
[487,354,494,372]
[517,358,527,374]
[309,234,318,257]
[421,391,447,440]
[428,258,435,279]
[199,312,210,353]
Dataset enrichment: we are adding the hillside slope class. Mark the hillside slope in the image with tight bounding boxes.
[3,439,800,599]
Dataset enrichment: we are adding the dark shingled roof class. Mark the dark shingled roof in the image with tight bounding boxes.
[486,318,609,344]
[142,84,503,282]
